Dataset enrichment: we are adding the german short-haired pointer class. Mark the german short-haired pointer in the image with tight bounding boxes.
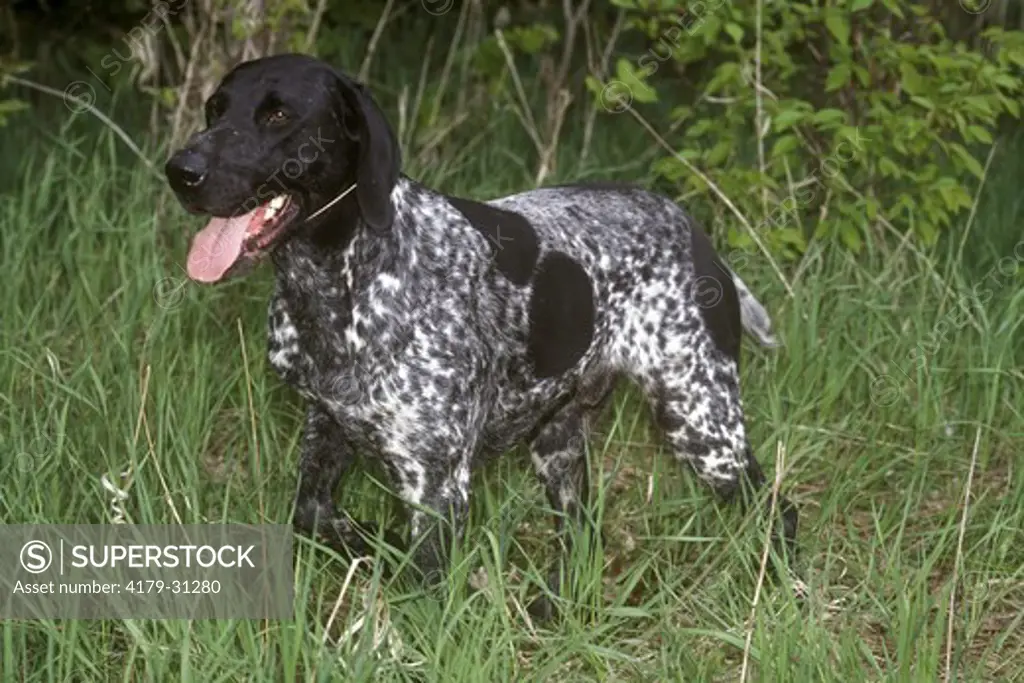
[164,53,798,619]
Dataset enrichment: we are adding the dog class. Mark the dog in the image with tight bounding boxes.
[164,53,798,618]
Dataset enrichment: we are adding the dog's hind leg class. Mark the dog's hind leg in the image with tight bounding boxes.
[527,376,614,620]
[528,403,588,619]
[647,362,798,566]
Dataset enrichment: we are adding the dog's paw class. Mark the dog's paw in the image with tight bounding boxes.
[754,549,807,607]
[314,516,380,561]
[526,593,558,624]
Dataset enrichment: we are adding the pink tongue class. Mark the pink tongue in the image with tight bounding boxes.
[186,208,262,283]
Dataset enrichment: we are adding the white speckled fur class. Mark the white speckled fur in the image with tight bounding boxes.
[267,176,790,581]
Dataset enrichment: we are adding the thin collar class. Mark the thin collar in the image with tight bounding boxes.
[302,182,357,225]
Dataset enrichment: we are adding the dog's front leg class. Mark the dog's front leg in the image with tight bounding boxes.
[388,449,472,590]
[292,404,402,559]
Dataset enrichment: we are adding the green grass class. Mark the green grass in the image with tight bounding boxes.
[2,52,1024,683]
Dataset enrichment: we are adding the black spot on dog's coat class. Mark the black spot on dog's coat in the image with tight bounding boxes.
[447,196,539,286]
[689,224,741,362]
[528,251,595,378]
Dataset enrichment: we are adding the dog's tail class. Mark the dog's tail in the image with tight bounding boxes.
[730,271,781,348]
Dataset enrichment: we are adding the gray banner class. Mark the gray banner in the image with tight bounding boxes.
[0,524,294,619]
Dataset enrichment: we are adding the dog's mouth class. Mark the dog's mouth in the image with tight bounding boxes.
[185,194,301,283]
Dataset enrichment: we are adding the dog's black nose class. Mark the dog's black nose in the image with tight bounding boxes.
[165,149,209,191]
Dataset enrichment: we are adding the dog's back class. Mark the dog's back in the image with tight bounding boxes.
[490,184,757,365]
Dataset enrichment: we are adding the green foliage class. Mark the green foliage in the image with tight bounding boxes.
[473,23,562,76]
[615,57,659,103]
[0,60,33,127]
[226,0,313,49]
[599,0,1024,258]
[465,23,563,125]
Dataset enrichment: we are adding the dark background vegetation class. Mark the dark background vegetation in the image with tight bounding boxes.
[4,0,1022,263]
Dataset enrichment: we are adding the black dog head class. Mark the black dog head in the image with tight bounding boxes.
[164,53,401,284]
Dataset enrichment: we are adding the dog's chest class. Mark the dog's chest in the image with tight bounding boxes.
[265,282,410,423]
[266,297,318,398]
[265,277,353,389]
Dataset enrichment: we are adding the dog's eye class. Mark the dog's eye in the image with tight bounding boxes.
[264,108,290,125]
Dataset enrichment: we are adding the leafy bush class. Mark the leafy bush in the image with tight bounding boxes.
[592,0,1024,258]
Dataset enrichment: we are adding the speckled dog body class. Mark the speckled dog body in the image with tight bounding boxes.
[267,177,794,581]
[164,53,797,615]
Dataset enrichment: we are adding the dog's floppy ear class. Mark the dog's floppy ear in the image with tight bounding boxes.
[331,70,401,231]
